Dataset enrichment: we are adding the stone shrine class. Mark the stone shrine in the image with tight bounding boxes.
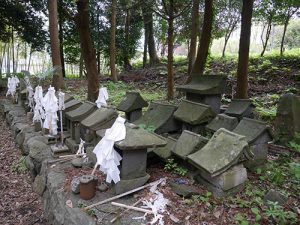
[117,92,148,122]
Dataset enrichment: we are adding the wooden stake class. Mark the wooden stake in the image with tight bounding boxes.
[111,202,153,214]
[110,199,143,223]
[91,164,98,176]
[84,178,164,210]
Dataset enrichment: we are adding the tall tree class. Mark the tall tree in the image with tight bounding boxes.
[276,0,299,56]
[190,0,214,76]
[154,0,191,100]
[142,2,160,67]
[235,0,254,99]
[48,0,65,90]
[65,0,100,101]
[188,0,200,74]
[110,0,118,82]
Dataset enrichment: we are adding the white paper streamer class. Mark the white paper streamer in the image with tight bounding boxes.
[33,86,45,126]
[42,86,58,135]
[93,116,126,183]
[58,91,65,111]
[6,76,19,97]
[95,87,108,108]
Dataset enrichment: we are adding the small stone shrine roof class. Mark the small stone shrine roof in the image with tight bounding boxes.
[206,113,238,133]
[176,75,226,95]
[233,117,273,144]
[172,130,208,160]
[81,107,118,130]
[174,100,216,125]
[64,99,82,111]
[117,92,148,113]
[96,123,167,151]
[66,101,96,121]
[133,102,179,134]
[225,99,254,118]
[187,128,250,177]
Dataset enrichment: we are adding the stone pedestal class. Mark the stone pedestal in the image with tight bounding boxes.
[96,124,167,194]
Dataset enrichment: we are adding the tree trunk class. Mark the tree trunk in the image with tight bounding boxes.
[142,23,149,68]
[260,18,272,57]
[97,50,101,74]
[109,0,118,82]
[236,0,254,99]
[48,0,65,90]
[6,42,10,74]
[222,21,237,57]
[15,43,19,72]
[190,0,214,76]
[123,9,132,71]
[58,0,66,77]
[75,0,100,101]
[280,17,289,57]
[0,43,7,76]
[79,51,83,77]
[147,13,159,66]
[12,29,16,73]
[27,49,32,72]
[167,0,174,100]
[188,0,200,74]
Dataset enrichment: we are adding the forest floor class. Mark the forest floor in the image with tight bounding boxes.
[0,97,48,225]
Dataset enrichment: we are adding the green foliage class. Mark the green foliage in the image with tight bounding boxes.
[12,156,28,174]
[138,124,155,133]
[288,162,300,180]
[288,141,300,153]
[234,213,249,225]
[164,158,188,177]
[251,207,262,222]
[264,201,297,224]
[77,203,96,216]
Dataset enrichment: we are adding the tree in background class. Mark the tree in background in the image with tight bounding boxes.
[276,0,299,56]
[190,0,214,76]
[110,0,118,82]
[236,0,254,99]
[154,0,191,100]
[214,0,241,57]
[48,0,65,90]
[188,0,200,74]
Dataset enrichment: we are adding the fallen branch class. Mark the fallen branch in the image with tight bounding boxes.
[110,199,143,223]
[84,178,165,210]
[111,202,153,214]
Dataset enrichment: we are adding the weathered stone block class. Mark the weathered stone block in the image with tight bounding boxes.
[152,136,177,161]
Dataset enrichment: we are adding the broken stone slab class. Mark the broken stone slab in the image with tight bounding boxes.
[134,102,180,134]
[206,113,238,134]
[172,130,208,160]
[243,144,268,170]
[174,100,216,126]
[274,94,300,144]
[33,174,46,196]
[170,182,199,198]
[187,128,250,177]
[63,99,82,128]
[22,132,46,155]
[152,136,177,161]
[224,99,255,120]
[71,177,81,194]
[117,92,148,122]
[197,164,247,191]
[264,190,288,206]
